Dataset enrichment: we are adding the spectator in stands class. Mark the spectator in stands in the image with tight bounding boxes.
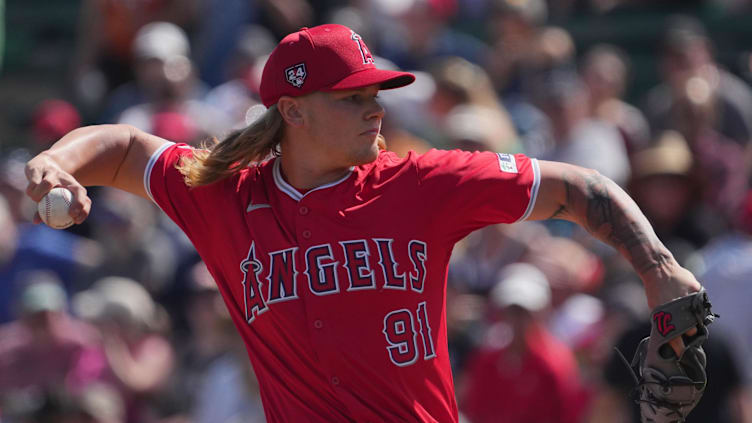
[643,15,752,219]
[0,273,104,393]
[533,70,631,187]
[377,0,490,71]
[169,261,265,423]
[203,24,276,129]
[426,56,520,151]
[73,276,175,423]
[460,263,585,423]
[699,190,752,385]
[72,0,199,111]
[106,22,231,143]
[580,44,651,154]
[484,0,556,157]
[485,0,549,96]
[627,130,718,261]
[645,14,752,147]
[86,188,179,295]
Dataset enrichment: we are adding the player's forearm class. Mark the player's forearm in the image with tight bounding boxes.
[548,167,679,285]
[40,124,135,187]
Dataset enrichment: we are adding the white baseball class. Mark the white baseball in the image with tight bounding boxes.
[38,187,75,229]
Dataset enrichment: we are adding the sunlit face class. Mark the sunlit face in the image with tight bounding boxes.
[299,85,385,168]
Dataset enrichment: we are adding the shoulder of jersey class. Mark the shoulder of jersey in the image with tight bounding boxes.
[376,149,417,166]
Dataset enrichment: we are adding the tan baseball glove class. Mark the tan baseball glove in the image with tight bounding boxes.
[617,289,717,423]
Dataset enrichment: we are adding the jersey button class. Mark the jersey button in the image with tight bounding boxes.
[299,206,309,215]
[302,230,312,239]
[313,320,323,329]
[330,376,340,386]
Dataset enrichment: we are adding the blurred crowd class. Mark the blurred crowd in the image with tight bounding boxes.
[3,0,752,422]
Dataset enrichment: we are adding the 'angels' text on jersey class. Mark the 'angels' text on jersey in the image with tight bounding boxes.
[240,238,428,324]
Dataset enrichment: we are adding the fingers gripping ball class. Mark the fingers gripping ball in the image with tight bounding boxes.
[38,187,75,229]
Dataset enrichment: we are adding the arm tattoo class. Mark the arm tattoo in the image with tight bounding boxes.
[548,177,572,220]
[564,171,671,275]
[549,204,567,219]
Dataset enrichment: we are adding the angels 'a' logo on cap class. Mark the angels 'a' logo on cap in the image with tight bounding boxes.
[285,63,307,88]
[351,31,374,65]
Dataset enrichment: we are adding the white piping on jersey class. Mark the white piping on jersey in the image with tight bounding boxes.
[144,141,177,203]
[272,159,354,202]
[517,158,541,222]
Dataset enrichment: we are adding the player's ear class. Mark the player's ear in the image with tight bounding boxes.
[277,96,305,128]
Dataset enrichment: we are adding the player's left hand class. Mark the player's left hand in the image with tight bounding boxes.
[621,289,716,423]
[641,262,703,357]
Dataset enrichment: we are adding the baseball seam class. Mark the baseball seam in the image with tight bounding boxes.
[63,191,72,226]
[46,196,51,224]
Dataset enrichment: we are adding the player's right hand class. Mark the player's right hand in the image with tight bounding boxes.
[24,152,91,225]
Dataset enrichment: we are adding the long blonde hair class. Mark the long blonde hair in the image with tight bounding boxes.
[177,105,285,187]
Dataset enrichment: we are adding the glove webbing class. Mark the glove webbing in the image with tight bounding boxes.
[614,347,704,422]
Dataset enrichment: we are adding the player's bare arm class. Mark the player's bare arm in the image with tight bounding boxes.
[25,124,169,223]
[529,160,701,309]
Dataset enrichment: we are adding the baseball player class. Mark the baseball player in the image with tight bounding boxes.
[26,24,704,422]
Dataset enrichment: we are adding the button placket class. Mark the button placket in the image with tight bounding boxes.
[297,202,312,240]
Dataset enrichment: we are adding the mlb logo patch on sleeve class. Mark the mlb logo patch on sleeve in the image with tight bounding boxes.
[497,153,518,173]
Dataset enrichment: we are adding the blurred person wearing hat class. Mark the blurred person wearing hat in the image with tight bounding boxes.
[72,0,199,112]
[0,272,103,395]
[459,263,585,423]
[26,23,703,421]
[426,56,521,152]
[628,130,721,263]
[643,15,752,222]
[73,276,174,423]
[103,22,231,144]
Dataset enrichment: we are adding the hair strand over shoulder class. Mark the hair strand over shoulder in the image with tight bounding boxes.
[176,106,284,187]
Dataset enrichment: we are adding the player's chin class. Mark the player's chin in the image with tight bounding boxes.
[351,144,380,166]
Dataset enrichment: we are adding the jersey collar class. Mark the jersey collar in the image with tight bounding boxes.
[272,159,354,202]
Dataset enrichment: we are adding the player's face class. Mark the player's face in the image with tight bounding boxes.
[303,85,385,167]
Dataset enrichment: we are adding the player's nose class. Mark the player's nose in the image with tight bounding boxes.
[365,99,385,121]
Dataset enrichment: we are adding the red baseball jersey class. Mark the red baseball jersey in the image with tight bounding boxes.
[145,144,540,422]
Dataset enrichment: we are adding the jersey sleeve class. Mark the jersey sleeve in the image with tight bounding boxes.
[414,149,539,238]
[144,142,231,244]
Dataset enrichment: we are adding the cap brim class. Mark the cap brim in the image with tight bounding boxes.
[326,68,415,92]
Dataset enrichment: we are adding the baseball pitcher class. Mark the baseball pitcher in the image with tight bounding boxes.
[25,24,712,422]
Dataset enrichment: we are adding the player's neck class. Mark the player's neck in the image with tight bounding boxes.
[278,148,352,192]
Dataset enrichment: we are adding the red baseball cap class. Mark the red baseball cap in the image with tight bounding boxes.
[260,24,415,107]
